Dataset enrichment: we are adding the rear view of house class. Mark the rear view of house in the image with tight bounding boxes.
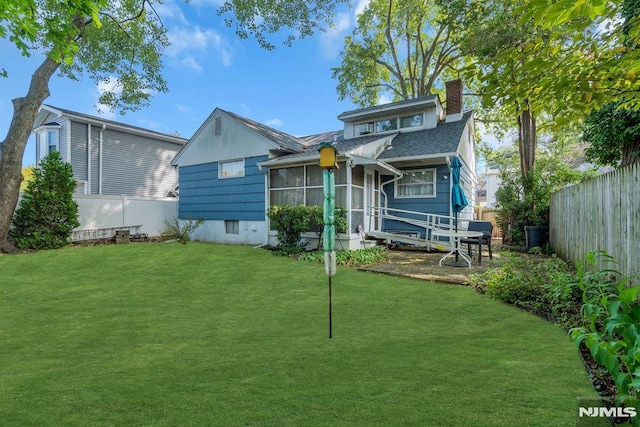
[33,105,187,197]
[171,80,476,248]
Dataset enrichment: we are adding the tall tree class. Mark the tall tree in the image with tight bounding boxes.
[331,0,478,108]
[0,0,348,254]
[459,0,569,179]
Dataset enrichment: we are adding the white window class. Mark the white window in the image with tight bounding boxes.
[400,113,423,128]
[395,168,436,198]
[225,220,239,234]
[375,118,398,133]
[219,159,245,179]
[37,128,59,161]
[269,165,347,207]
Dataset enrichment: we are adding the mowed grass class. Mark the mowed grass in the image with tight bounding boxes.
[0,242,599,426]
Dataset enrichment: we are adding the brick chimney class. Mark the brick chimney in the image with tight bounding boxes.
[445,79,463,122]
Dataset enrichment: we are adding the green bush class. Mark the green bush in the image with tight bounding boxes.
[471,252,579,326]
[570,252,640,421]
[10,151,79,250]
[267,205,347,250]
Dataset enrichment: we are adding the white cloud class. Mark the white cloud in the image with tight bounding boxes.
[179,54,203,73]
[166,26,221,57]
[265,118,284,128]
[319,12,351,59]
[165,25,232,70]
[355,0,372,16]
[153,0,188,25]
[221,49,232,67]
[176,104,193,114]
[94,77,122,118]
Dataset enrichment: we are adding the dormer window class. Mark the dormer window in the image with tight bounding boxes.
[376,118,398,133]
[400,113,423,128]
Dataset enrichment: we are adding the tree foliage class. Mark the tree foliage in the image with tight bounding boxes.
[0,0,350,253]
[10,151,79,250]
[517,0,640,115]
[218,0,349,50]
[331,0,478,107]
[583,102,640,168]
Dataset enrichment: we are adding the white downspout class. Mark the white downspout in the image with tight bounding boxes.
[87,124,92,194]
[99,124,105,195]
[254,164,269,248]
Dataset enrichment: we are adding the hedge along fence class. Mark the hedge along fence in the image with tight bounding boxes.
[549,163,640,280]
[266,205,347,249]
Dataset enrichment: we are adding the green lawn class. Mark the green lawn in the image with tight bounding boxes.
[0,242,599,426]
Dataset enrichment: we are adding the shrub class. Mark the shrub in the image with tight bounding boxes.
[161,217,204,244]
[570,252,640,420]
[471,252,578,326]
[267,205,347,250]
[10,151,79,250]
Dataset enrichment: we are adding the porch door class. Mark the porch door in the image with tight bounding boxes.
[364,170,377,232]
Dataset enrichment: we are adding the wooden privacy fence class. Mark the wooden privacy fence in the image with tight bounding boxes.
[549,163,640,280]
[474,207,503,239]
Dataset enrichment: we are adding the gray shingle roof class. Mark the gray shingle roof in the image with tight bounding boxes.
[269,111,472,163]
[224,110,305,153]
[379,111,473,160]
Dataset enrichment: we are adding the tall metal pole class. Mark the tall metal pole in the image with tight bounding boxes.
[328,276,333,339]
[323,169,336,339]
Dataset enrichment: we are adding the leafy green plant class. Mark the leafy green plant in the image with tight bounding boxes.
[10,151,79,250]
[570,252,640,422]
[161,217,204,244]
[267,205,347,250]
[471,252,579,327]
[293,246,388,267]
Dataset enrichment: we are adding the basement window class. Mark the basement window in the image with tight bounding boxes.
[225,220,239,234]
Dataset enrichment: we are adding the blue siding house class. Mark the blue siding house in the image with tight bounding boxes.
[171,80,476,248]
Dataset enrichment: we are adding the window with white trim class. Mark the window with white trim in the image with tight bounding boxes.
[38,128,59,161]
[395,168,436,198]
[269,164,347,207]
[219,159,245,179]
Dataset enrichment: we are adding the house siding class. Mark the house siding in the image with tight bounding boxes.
[178,156,267,221]
[70,121,88,181]
[381,164,453,237]
[100,128,180,197]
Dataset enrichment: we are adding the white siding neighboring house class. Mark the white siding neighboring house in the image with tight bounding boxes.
[32,105,187,197]
[484,168,502,209]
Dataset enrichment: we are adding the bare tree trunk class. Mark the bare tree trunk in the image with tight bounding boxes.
[0,57,60,253]
[518,108,536,177]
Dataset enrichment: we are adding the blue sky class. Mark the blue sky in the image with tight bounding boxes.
[1,0,374,167]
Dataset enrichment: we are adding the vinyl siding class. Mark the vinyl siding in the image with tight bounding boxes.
[100,128,180,197]
[70,121,88,181]
[178,156,267,221]
[173,111,285,167]
[381,164,452,237]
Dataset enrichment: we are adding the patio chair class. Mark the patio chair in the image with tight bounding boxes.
[460,221,493,265]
